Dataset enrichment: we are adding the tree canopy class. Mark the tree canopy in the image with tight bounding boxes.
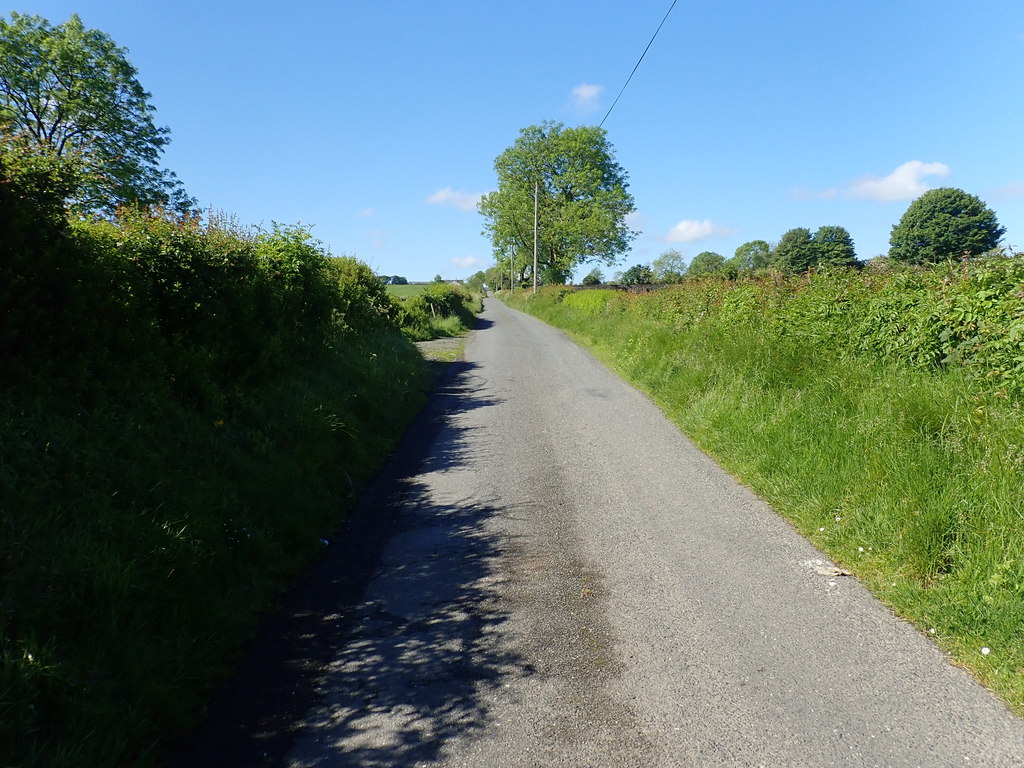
[812,225,858,267]
[729,240,772,273]
[889,187,1005,264]
[772,228,816,273]
[687,251,726,278]
[478,121,637,285]
[621,263,654,285]
[0,12,191,214]
[651,249,686,283]
[771,226,858,273]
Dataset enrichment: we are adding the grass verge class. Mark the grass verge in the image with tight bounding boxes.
[0,330,431,767]
[503,286,1024,716]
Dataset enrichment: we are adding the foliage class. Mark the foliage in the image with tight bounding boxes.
[687,251,726,277]
[812,225,858,267]
[581,266,604,285]
[505,264,1024,715]
[393,282,481,341]
[0,12,191,214]
[651,249,686,283]
[465,270,487,293]
[621,263,654,285]
[771,226,858,273]
[390,275,408,285]
[772,227,816,273]
[729,240,772,273]
[889,187,1005,264]
[0,178,434,766]
[478,121,637,284]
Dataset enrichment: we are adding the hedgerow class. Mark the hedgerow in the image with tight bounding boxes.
[1,148,432,766]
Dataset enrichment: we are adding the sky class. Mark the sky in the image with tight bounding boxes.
[15,0,1024,281]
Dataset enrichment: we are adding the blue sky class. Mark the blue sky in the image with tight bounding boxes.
[18,0,1024,280]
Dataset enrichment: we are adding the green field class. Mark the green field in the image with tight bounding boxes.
[386,283,429,298]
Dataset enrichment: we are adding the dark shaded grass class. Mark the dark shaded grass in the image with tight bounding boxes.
[0,331,431,767]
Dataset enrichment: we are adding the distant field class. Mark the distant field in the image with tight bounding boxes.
[386,283,429,299]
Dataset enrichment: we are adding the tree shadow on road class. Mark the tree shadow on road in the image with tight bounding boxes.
[165,359,523,767]
[288,484,531,767]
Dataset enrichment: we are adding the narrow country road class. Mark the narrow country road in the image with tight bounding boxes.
[184,298,1024,767]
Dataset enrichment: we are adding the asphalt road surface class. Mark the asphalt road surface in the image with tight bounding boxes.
[180,298,1024,767]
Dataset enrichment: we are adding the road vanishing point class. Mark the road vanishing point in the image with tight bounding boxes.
[179,298,1024,768]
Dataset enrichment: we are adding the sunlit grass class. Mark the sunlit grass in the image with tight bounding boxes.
[504,284,1024,716]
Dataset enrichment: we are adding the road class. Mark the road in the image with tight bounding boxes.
[185,298,1024,767]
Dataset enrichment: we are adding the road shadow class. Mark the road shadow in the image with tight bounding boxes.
[164,359,520,767]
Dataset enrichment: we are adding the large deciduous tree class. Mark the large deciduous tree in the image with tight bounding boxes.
[772,228,816,273]
[889,187,1005,264]
[729,239,772,273]
[651,248,686,283]
[478,121,637,285]
[812,225,858,267]
[687,251,726,278]
[0,12,192,214]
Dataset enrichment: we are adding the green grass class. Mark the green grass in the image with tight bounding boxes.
[504,282,1024,716]
[0,330,431,767]
[386,283,429,299]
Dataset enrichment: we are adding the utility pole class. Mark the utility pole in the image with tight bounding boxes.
[533,179,539,295]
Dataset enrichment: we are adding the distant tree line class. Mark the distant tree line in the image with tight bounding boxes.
[605,187,1005,286]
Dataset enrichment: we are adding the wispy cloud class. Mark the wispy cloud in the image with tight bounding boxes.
[425,187,482,212]
[846,160,951,202]
[363,229,387,249]
[357,207,375,218]
[992,181,1024,201]
[570,82,604,113]
[663,219,735,243]
[794,161,952,202]
[450,255,485,270]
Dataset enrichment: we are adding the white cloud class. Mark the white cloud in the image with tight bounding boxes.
[425,187,482,212]
[450,255,485,270]
[846,160,950,202]
[357,207,375,218]
[570,82,604,112]
[664,219,734,243]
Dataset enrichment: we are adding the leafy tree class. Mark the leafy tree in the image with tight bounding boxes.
[390,275,408,285]
[581,267,603,285]
[812,225,858,267]
[465,270,486,293]
[889,187,1005,264]
[478,121,637,285]
[0,12,191,214]
[729,240,772,273]
[687,251,725,277]
[772,228,816,273]
[651,249,686,283]
[621,264,653,285]
[432,274,444,283]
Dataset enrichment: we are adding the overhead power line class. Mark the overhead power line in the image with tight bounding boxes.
[599,0,679,129]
